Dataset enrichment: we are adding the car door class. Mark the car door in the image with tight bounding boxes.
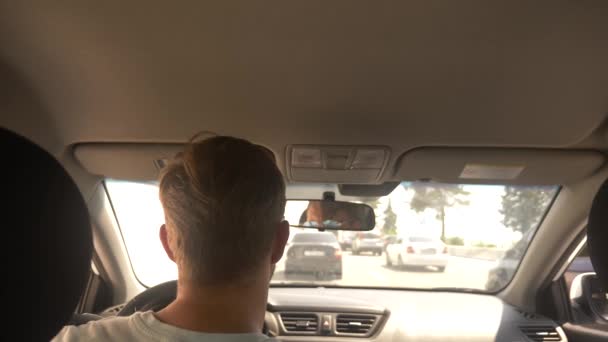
[386,238,401,263]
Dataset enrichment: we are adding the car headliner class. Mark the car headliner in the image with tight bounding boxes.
[1,2,608,184]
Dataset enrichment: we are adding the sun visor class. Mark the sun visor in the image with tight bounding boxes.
[73,143,184,180]
[395,148,605,185]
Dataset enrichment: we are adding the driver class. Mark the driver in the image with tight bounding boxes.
[54,135,289,341]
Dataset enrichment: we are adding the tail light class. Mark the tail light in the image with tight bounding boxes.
[406,246,415,254]
[334,248,342,258]
[443,246,448,254]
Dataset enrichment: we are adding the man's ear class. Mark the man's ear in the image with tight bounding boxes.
[270,220,290,264]
[159,224,176,263]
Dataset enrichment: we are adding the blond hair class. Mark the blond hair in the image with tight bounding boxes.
[159,135,285,285]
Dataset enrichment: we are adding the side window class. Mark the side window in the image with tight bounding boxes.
[564,244,594,293]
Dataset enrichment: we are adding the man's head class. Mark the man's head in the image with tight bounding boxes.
[158,135,288,286]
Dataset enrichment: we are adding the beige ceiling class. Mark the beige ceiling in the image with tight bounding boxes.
[1,1,607,182]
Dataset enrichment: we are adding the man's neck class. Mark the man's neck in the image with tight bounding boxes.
[155,277,269,334]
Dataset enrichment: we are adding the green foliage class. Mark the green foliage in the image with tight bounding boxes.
[383,199,397,235]
[500,186,555,233]
[444,236,465,246]
[408,183,470,241]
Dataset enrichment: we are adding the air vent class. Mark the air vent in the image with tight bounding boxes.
[280,313,319,333]
[336,314,377,336]
[520,326,562,341]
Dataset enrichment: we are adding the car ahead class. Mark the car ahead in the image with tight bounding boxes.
[352,232,384,255]
[385,236,449,272]
[285,232,342,279]
[337,231,356,251]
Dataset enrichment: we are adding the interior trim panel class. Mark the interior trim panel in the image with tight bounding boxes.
[267,287,567,341]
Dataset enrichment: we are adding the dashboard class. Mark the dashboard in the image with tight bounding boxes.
[265,287,567,341]
[100,285,567,341]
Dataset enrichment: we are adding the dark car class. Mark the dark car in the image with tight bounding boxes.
[352,232,383,256]
[285,232,343,279]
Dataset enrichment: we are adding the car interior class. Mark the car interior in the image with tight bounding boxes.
[2,2,608,341]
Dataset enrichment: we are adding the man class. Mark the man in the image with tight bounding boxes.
[332,207,363,231]
[299,201,333,228]
[54,135,289,341]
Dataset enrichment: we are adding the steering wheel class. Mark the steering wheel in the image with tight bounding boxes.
[118,280,177,316]
[117,280,273,336]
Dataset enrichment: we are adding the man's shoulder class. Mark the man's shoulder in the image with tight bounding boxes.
[53,314,147,341]
[53,311,278,342]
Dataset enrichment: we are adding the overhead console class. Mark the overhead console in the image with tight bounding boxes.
[395,147,605,185]
[286,145,390,184]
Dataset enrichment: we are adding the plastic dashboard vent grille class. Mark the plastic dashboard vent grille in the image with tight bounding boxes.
[280,313,319,333]
[336,314,376,335]
[520,326,561,341]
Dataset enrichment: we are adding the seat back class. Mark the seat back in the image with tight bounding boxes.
[587,178,608,290]
[1,128,93,341]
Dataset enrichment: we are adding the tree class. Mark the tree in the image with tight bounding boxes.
[500,186,555,233]
[408,183,470,242]
[383,199,397,235]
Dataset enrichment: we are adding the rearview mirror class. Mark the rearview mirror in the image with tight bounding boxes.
[285,200,375,231]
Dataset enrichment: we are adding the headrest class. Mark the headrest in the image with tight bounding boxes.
[0,128,92,341]
[587,177,608,290]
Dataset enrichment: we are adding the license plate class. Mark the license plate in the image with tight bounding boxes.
[422,248,436,255]
[304,250,325,257]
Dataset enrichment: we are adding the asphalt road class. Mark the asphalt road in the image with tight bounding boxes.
[272,251,496,290]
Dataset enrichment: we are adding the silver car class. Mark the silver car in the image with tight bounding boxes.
[352,233,384,255]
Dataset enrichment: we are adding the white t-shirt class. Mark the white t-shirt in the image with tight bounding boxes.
[53,311,276,342]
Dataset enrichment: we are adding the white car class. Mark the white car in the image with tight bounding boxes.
[385,236,449,272]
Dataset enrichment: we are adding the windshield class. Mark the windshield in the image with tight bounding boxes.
[106,180,557,292]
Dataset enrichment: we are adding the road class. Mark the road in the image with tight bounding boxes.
[273,251,496,290]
